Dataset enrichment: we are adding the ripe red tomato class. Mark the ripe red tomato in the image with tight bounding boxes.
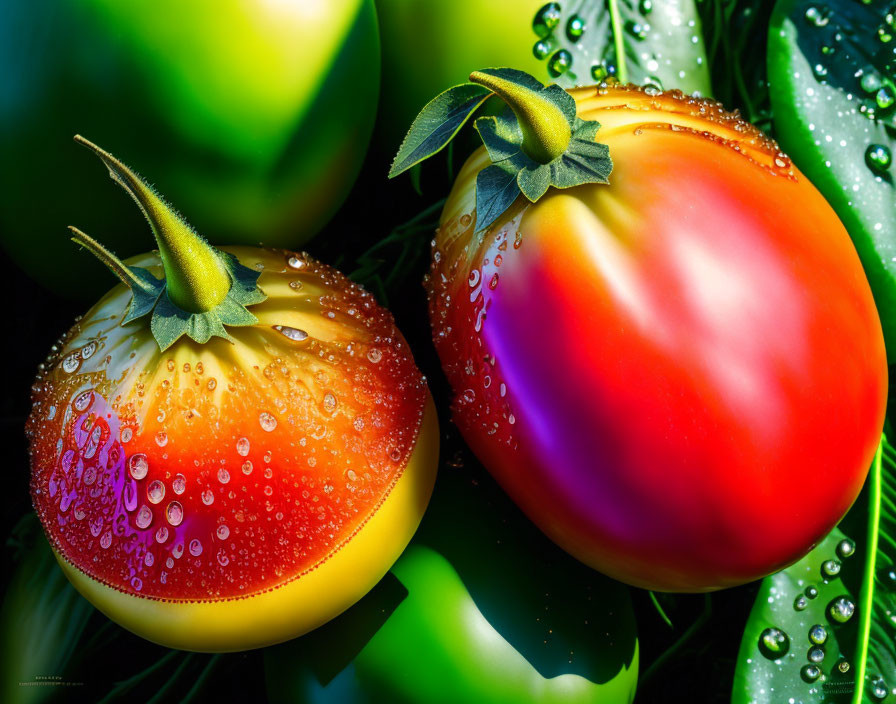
[427,85,888,591]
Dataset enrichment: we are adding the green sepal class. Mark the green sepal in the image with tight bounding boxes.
[549,118,613,188]
[389,83,492,178]
[475,166,522,234]
[146,252,265,351]
[122,268,164,324]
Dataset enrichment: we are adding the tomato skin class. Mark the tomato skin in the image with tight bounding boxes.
[427,85,888,591]
[27,248,438,651]
[0,0,379,298]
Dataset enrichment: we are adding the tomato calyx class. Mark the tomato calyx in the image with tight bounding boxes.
[389,68,612,234]
[70,136,266,351]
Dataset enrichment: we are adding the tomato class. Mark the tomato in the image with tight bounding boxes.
[376,0,549,147]
[26,139,438,651]
[0,0,379,298]
[265,457,638,703]
[425,83,887,591]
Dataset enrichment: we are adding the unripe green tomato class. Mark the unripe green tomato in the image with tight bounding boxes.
[376,0,549,148]
[0,0,379,298]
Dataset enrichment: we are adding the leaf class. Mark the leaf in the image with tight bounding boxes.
[475,165,522,234]
[768,0,896,360]
[734,437,896,703]
[529,0,711,95]
[388,83,492,178]
[550,119,613,188]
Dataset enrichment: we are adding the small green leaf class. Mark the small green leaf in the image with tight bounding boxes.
[475,166,522,234]
[122,268,164,325]
[474,113,531,174]
[220,252,266,307]
[389,84,492,178]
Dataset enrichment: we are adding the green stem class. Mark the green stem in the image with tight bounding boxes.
[607,0,628,84]
[74,135,230,313]
[649,591,674,629]
[468,70,571,163]
[69,227,155,293]
[639,594,712,689]
[852,437,884,704]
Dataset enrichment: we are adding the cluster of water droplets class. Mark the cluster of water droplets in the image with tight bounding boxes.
[530,0,706,94]
[747,537,894,699]
[798,0,896,181]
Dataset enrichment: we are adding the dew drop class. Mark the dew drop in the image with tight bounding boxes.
[155,431,168,447]
[801,664,821,682]
[202,489,214,505]
[838,660,851,673]
[166,501,184,526]
[131,577,143,591]
[870,676,889,700]
[566,14,585,42]
[287,255,305,269]
[273,325,308,342]
[155,526,169,543]
[73,391,92,411]
[828,596,856,623]
[758,627,790,659]
[62,354,81,373]
[323,392,337,413]
[806,585,819,599]
[135,505,153,529]
[259,412,277,432]
[822,559,841,578]
[804,6,830,27]
[129,454,148,480]
[100,531,112,549]
[866,143,892,172]
[236,437,250,456]
[532,2,561,38]
[172,474,186,495]
[147,480,165,504]
[217,549,230,567]
[217,524,230,540]
[533,38,556,60]
[807,645,825,663]
[836,538,856,559]
[218,468,231,485]
[809,624,828,645]
[794,595,809,611]
[367,348,383,364]
[242,460,253,476]
[189,539,203,556]
[548,49,573,77]
[489,273,499,290]
[144,552,154,567]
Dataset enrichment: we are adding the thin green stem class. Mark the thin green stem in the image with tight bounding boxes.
[607,0,628,84]
[649,591,674,629]
[145,652,196,704]
[70,227,151,292]
[640,593,712,688]
[180,654,222,704]
[851,437,883,704]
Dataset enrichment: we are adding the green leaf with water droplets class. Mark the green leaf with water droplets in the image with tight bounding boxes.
[389,83,493,178]
[734,436,896,703]
[769,0,896,361]
[530,0,711,95]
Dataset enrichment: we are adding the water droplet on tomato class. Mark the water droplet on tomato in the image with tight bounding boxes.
[217,524,230,540]
[155,526,168,543]
[367,348,383,364]
[155,432,168,447]
[242,461,253,475]
[274,325,308,342]
[62,354,80,374]
[100,531,112,549]
[323,392,337,412]
[172,474,186,495]
[218,468,230,485]
[758,627,790,658]
[287,255,305,269]
[135,505,153,529]
[166,501,184,526]
[259,412,277,432]
[189,539,203,556]
[202,490,214,506]
[147,480,165,504]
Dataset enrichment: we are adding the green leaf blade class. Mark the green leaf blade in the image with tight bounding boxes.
[768,0,896,361]
[389,84,492,178]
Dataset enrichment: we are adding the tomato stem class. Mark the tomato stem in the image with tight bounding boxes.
[468,70,571,164]
[73,135,231,314]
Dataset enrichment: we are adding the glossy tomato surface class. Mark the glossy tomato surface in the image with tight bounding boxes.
[27,248,438,651]
[427,85,888,591]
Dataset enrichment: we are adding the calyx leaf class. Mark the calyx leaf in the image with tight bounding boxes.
[390,68,613,235]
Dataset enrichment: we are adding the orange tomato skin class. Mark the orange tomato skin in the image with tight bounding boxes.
[428,86,887,591]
